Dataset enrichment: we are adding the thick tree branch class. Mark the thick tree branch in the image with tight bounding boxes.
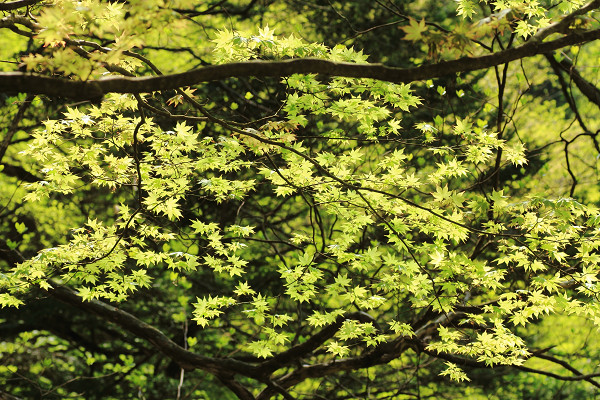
[172,0,260,17]
[1,29,600,99]
[0,14,39,34]
[259,311,375,374]
[0,0,41,11]
[533,0,600,41]
[46,283,400,399]
[217,375,257,400]
[257,336,412,399]
[45,282,262,379]
[545,53,590,131]
[548,54,600,108]
[0,163,39,182]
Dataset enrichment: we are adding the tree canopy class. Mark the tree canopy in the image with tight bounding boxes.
[1,0,600,399]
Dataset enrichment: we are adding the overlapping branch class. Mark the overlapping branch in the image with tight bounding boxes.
[1,29,599,99]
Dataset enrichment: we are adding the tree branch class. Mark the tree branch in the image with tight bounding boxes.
[514,365,600,388]
[257,336,412,399]
[532,0,600,42]
[418,341,600,389]
[1,29,599,99]
[259,311,375,374]
[0,390,24,400]
[548,54,600,108]
[0,14,39,34]
[0,0,42,11]
[45,281,262,379]
[0,163,39,182]
[217,375,257,400]
[545,53,591,131]
[0,94,34,163]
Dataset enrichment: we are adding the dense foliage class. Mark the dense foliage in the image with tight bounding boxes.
[1,0,600,399]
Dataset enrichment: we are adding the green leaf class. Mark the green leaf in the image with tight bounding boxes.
[401,18,428,42]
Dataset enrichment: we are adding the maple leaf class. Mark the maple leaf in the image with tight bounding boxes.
[401,18,428,41]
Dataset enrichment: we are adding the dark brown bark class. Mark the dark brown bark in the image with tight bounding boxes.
[0,0,42,11]
[46,282,262,378]
[1,29,599,99]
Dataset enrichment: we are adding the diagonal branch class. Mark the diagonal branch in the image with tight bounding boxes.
[0,162,39,182]
[548,54,600,108]
[1,29,600,99]
[0,94,34,163]
[514,364,600,388]
[45,281,262,379]
[0,390,23,400]
[545,53,591,131]
[259,311,375,374]
[0,0,42,11]
[217,375,257,400]
[532,0,600,42]
[418,342,600,389]
[534,353,600,384]
[257,336,412,400]
[0,14,40,33]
